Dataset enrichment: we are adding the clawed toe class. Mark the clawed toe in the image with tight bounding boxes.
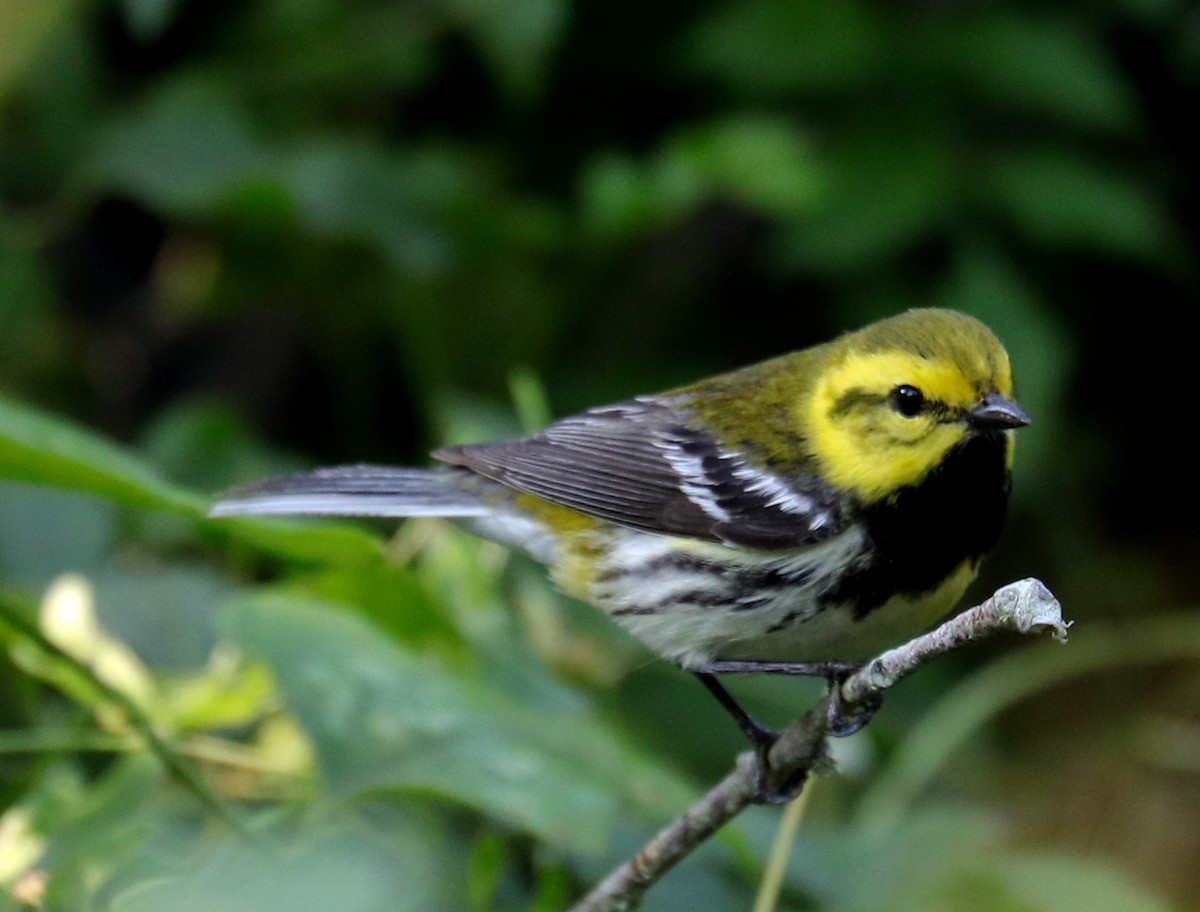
[693,662,883,802]
[824,666,882,737]
[716,701,808,804]
[750,738,808,805]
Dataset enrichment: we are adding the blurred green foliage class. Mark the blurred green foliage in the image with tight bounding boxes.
[2,0,1199,909]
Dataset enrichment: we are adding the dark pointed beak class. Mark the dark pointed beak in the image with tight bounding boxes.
[968,392,1030,430]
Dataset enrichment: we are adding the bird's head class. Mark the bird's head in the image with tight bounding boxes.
[805,309,1029,504]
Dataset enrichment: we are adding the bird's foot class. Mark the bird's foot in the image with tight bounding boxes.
[749,733,809,805]
[824,664,881,736]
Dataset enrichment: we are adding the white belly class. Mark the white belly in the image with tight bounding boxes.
[472,506,971,671]
[578,526,931,669]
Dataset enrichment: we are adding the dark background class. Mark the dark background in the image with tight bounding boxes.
[2,1,1199,910]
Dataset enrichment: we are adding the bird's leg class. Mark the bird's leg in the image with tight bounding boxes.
[693,672,801,804]
[695,659,883,740]
[693,672,778,747]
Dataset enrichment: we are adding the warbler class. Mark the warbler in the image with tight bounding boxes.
[211,308,1027,766]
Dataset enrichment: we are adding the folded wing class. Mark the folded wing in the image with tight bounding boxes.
[435,397,846,550]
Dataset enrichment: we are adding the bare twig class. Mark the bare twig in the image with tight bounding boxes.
[570,578,1066,912]
[838,577,1067,708]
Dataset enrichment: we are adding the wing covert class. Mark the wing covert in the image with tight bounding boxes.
[433,397,847,549]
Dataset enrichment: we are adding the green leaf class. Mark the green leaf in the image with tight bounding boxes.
[992,853,1170,912]
[778,128,954,270]
[24,755,163,911]
[117,0,187,43]
[88,564,234,670]
[0,393,380,565]
[949,14,1135,132]
[220,591,695,855]
[683,0,882,95]
[0,0,73,99]
[112,811,461,912]
[209,514,385,567]
[87,76,502,276]
[449,0,568,100]
[138,401,303,495]
[0,237,56,381]
[785,809,1171,912]
[300,561,465,654]
[580,150,703,237]
[466,831,507,912]
[282,140,475,275]
[581,115,821,237]
[85,79,274,216]
[0,394,200,516]
[670,115,822,218]
[986,150,1172,261]
[0,482,116,590]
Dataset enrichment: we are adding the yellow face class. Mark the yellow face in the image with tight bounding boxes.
[805,338,1016,504]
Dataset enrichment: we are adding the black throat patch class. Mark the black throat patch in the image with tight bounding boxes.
[827,431,1012,618]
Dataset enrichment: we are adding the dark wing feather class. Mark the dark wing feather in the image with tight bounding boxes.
[433,397,847,549]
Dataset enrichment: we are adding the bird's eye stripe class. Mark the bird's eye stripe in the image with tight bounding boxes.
[828,389,887,419]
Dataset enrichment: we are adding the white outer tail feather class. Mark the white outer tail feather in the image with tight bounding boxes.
[207,464,490,519]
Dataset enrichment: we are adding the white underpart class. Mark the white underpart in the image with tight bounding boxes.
[465,502,931,671]
[468,510,561,565]
[598,534,719,605]
[592,526,872,668]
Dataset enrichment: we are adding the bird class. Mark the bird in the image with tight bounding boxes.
[210,308,1028,795]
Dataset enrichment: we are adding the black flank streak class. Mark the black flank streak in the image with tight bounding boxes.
[607,552,816,614]
[638,552,725,576]
[634,589,740,613]
[630,552,815,591]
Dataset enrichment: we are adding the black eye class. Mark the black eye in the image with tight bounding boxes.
[890,384,925,417]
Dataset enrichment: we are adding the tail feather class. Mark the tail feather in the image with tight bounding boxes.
[208,464,489,518]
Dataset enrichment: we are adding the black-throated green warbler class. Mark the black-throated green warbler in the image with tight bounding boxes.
[211,308,1028,766]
